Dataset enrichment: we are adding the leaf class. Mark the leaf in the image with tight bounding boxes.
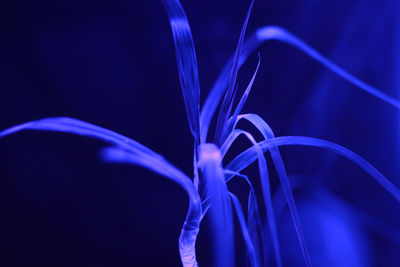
[224,170,265,267]
[255,26,400,109]
[0,117,198,200]
[201,26,400,143]
[221,129,282,267]
[226,136,400,204]
[0,117,202,266]
[221,56,261,143]
[213,0,254,145]
[199,26,259,144]
[162,0,201,142]
[232,114,312,266]
[230,192,260,267]
[227,134,400,266]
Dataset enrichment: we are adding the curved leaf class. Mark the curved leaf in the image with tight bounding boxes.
[1,117,197,198]
[230,192,260,267]
[221,129,282,267]
[232,113,312,266]
[213,0,254,145]
[200,26,400,143]
[224,170,265,266]
[162,0,201,142]
[0,117,202,267]
[226,136,400,204]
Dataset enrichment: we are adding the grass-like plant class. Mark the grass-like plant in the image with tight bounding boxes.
[1,0,400,266]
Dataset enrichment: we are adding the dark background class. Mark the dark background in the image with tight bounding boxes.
[1,0,399,266]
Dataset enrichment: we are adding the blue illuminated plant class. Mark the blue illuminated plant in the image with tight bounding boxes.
[1,0,400,266]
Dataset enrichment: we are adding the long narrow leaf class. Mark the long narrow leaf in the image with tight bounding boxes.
[213,0,254,145]
[255,26,400,109]
[232,113,312,266]
[162,0,201,142]
[221,56,261,143]
[235,113,274,139]
[224,169,265,266]
[230,192,260,267]
[221,129,282,267]
[227,134,400,265]
[0,117,202,266]
[226,136,400,204]
[0,117,197,198]
[200,26,400,143]
[101,147,202,267]
[200,33,258,143]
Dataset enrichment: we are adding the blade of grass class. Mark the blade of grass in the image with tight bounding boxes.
[101,147,202,266]
[255,26,400,109]
[226,136,400,204]
[231,113,312,266]
[200,29,259,144]
[0,117,202,266]
[221,55,261,143]
[0,117,196,198]
[235,113,274,139]
[201,26,400,144]
[224,170,265,266]
[227,129,400,265]
[162,0,201,142]
[213,0,254,145]
[230,192,260,267]
[221,129,282,267]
